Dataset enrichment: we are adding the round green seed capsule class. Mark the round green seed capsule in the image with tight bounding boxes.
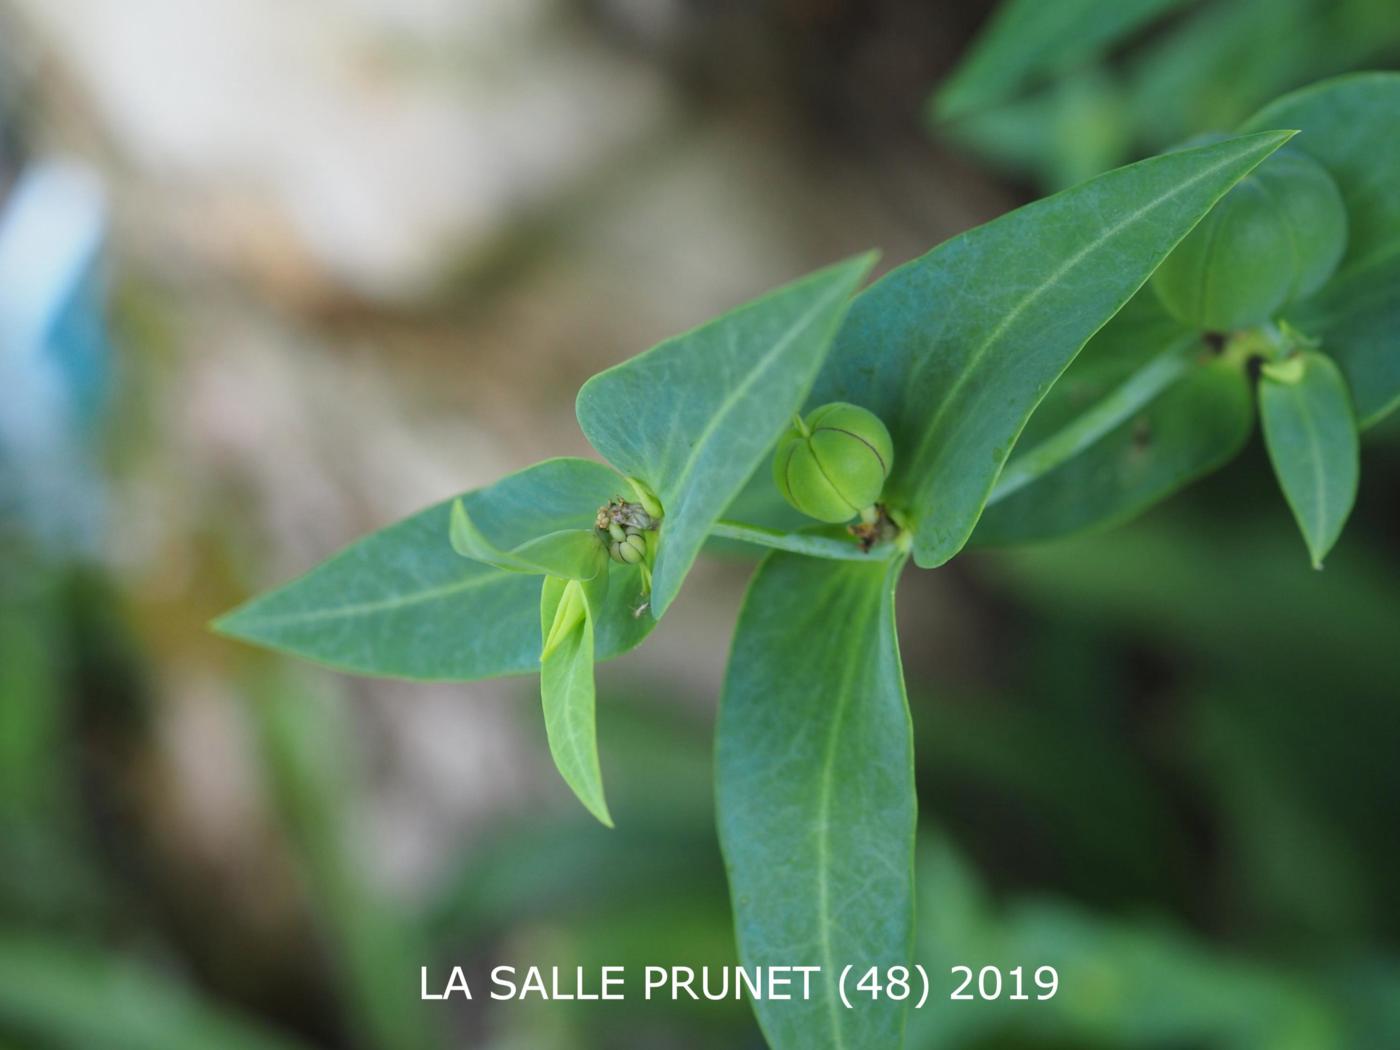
[614,533,646,564]
[772,402,893,523]
[1150,148,1347,331]
[608,523,627,542]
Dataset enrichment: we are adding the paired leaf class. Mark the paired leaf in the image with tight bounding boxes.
[449,502,603,580]
[538,573,612,826]
[1287,254,1400,426]
[577,253,876,620]
[708,520,889,562]
[716,552,914,1050]
[1259,351,1359,568]
[978,351,1253,544]
[811,131,1293,568]
[933,0,1186,121]
[216,459,655,680]
[975,291,1254,544]
[1243,73,1400,423]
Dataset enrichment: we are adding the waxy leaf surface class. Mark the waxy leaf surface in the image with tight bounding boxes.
[539,575,611,826]
[1288,248,1400,428]
[216,459,655,680]
[449,500,604,580]
[976,293,1252,543]
[1243,73,1400,423]
[577,254,876,619]
[717,552,914,1050]
[1259,351,1359,568]
[811,131,1292,568]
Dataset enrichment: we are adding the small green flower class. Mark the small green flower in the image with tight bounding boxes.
[772,402,894,523]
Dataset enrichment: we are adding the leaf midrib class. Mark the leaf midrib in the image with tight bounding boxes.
[812,572,882,1050]
[902,139,1283,512]
[223,571,511,630]
[662,278,851,514]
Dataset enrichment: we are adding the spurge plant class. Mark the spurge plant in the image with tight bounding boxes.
[217,74,1400,1049]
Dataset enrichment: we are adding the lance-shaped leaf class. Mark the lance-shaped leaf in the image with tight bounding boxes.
[1289,253,1400,427]
[539,573,612,826]
[810,130,1292,569]
[576,253,877,620]
[975,292,1253,543]
[716,552,914,1050]
[1259,351,1359,569]
[215,459,655,681]
[449,501,604,580]
[1242,73,1400,424]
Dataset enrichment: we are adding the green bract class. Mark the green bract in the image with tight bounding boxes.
[772,402,894,523]
[1150,148,1348,331]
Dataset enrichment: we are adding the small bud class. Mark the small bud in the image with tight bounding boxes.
[617,534,646,564]
[608,522,627,542]
[772,402,893,523]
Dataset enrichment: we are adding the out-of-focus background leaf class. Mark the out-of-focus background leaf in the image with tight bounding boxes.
[2,1,1397,1048]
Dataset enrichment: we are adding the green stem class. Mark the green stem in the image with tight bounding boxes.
[710,520,892,561]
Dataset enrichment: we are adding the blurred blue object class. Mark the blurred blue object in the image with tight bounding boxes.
[0,161,111,553]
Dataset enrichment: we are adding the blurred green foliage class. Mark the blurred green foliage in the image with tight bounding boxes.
[933,0,1400,189]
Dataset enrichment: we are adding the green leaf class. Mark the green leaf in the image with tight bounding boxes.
[0,936,310,1050]
[988,291,1198,501]
[1242,73,1400,275]
[812,131,1293,568]
[973,291,1253,544]
[708,520,888,562]
[215,459,655,680]
[576,253,876,620]
[933,0,1186,121]
[1288,239,1400,427]
[539,575,612,826]
[449,502,604,580]
[977,350,1253,544]
[1242,73,1400,423]
[716,552,914,1050]
[1259,351,1359,568]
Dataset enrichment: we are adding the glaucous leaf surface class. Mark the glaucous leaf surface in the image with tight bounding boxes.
[990,288,1195,485]
[1243,73,1400,422]
[449,501,605,580]
[976,350,1253,544]
[1259,351,1359,568]
[576,254,876,620]
[811,131,1291,568]
[1289,247,1400,427]
[216,459,655,680]
[539,574,612,826]
[717,552,914,1050]
[708,520,891,561]
[933,0,1186,121]
[974,290,1253,543]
